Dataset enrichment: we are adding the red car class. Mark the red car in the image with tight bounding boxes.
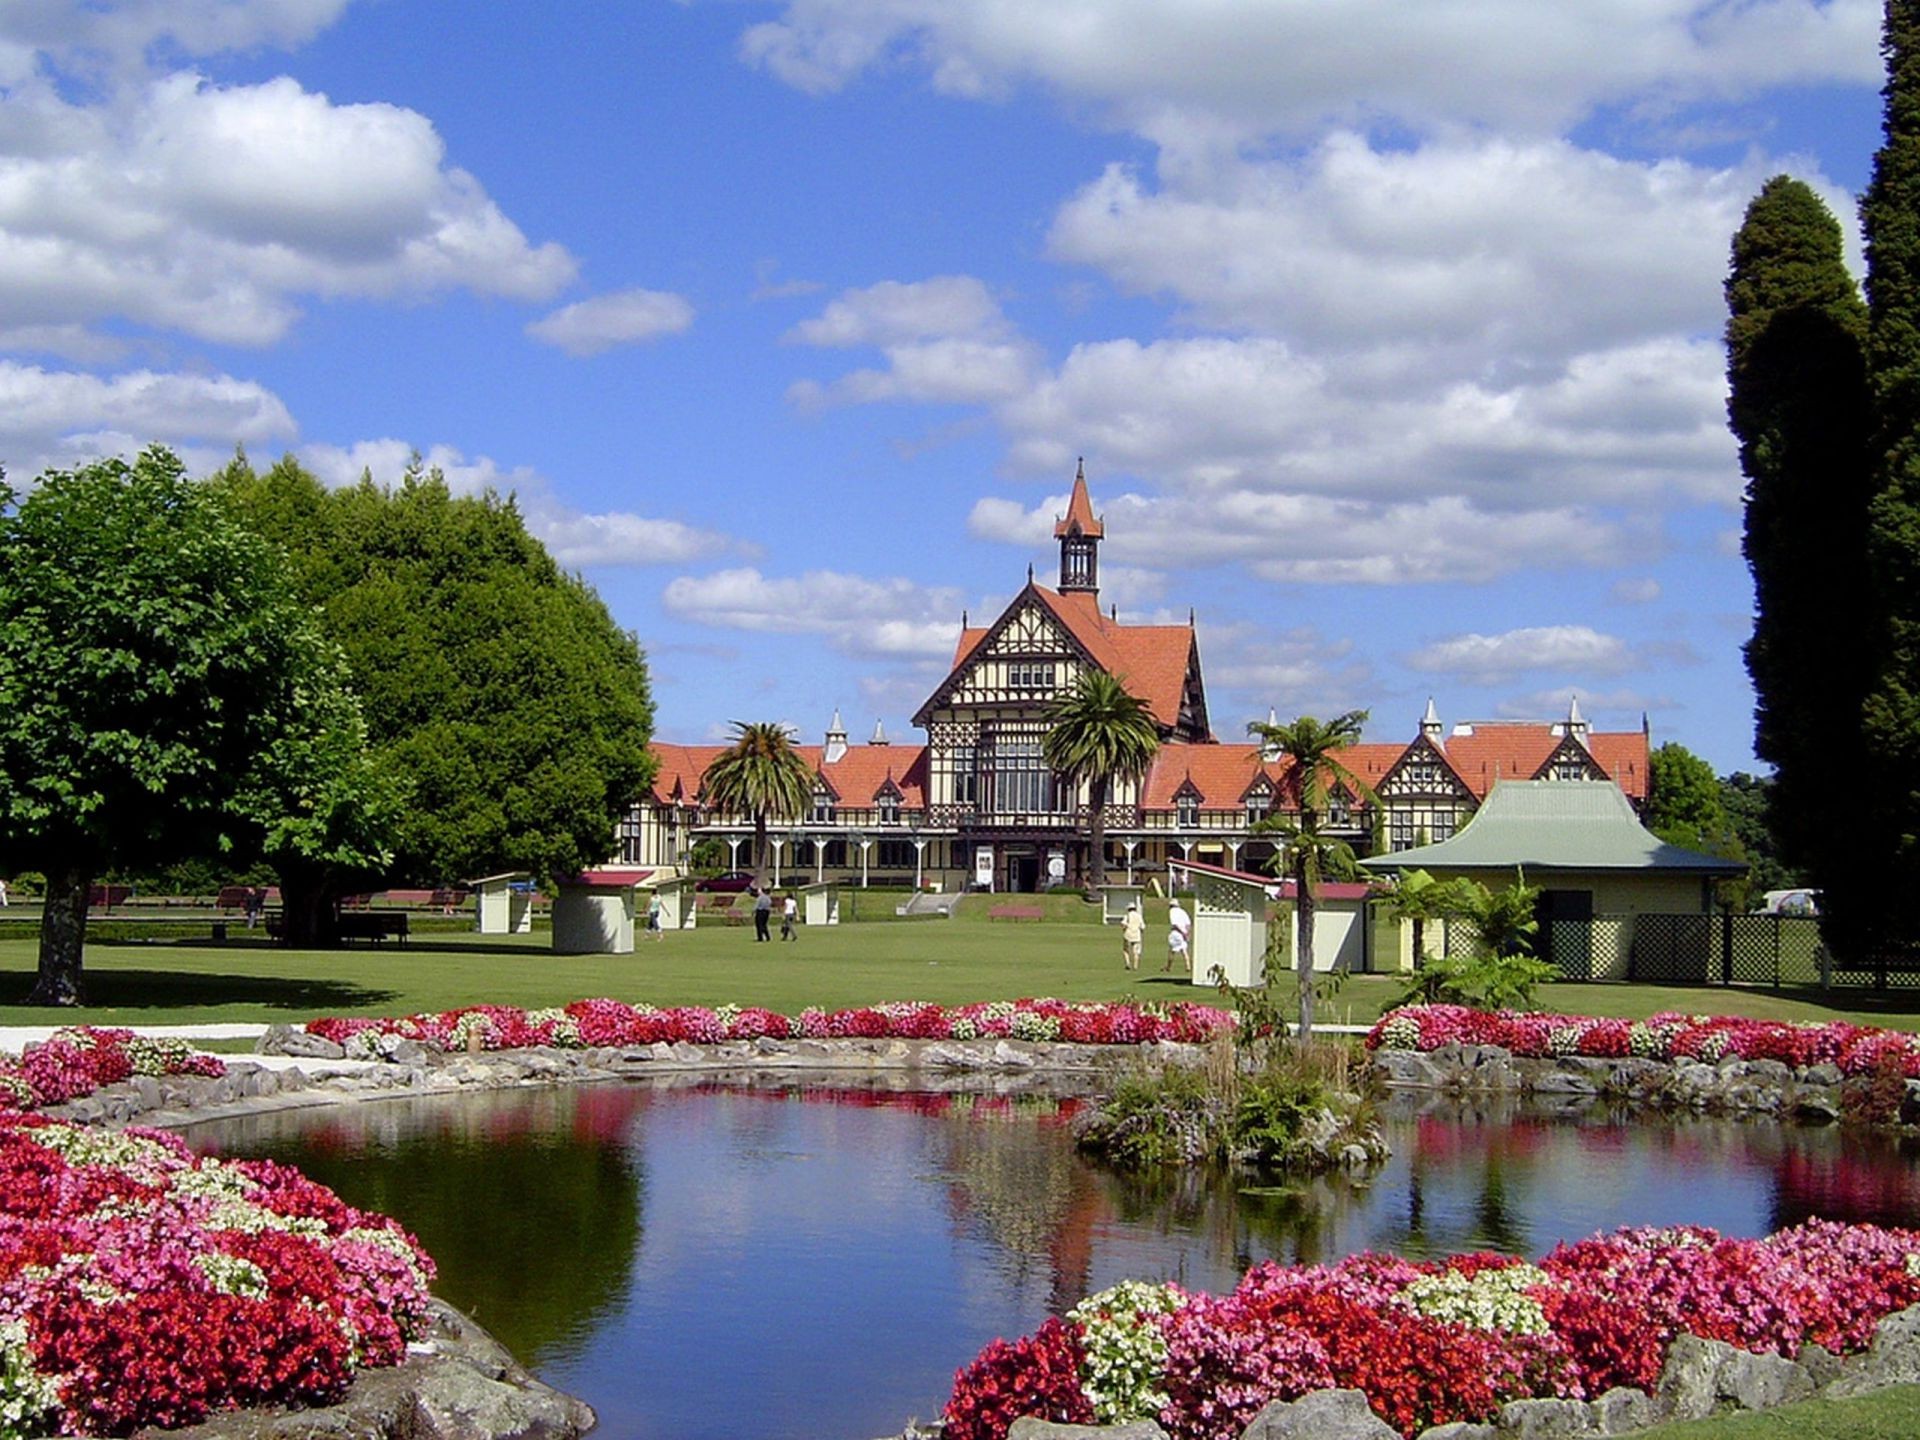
[694,871,757,893]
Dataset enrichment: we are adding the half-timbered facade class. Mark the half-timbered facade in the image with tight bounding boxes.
[620,467,1653,891]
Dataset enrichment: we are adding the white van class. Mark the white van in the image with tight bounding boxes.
[1757,888,1820,917]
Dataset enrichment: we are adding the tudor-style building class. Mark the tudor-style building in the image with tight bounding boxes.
[620,467,1652,891]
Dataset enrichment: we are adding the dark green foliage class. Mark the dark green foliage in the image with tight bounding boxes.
[1074,1063,1225,1168]
[1862,0,1920,954]
[1727,176,1873,944]
[699,721,815,880]
[211,454,655,890]
[1387,873,1556,1011]
[0,448,353,1000]
[1720,772,1803,897]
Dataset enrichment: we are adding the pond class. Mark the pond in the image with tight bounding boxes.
[183,1077,1920,1440]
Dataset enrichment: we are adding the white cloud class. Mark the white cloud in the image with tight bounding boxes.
[526,288,696,357]
[1194,620,1376,721]
[662,566,965,659]
[2,2,352,70]
[1495,685,1675,724]
[0,67,574,348]
[0,360,295,481]
[1405,625,1639,683]
[735,0,1878,146]
[1612,576,1663,604]
[785,276,1041,408]
[298,439,746,569]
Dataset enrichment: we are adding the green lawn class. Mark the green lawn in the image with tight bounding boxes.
[3,896,1920,1029]
[1643,1387,1920,1438]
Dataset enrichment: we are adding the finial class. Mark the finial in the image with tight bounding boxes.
[1028,562,1035,583]
[1110,602,1117,621]
[962,608,968,628]
[1188,606,1196,626]
[1076,456,1085,482]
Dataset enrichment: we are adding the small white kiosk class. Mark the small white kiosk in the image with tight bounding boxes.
[646,874,699,932]
[1169,859,1272,989]
[1099,884,1147,925]
[801,880,842,927]
[551,867,653,955]
[469,872,534,935]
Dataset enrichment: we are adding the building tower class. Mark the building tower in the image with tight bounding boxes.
[1054,459,1103,595]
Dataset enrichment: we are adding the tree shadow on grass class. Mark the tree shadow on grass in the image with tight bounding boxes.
[7,969,400,1013]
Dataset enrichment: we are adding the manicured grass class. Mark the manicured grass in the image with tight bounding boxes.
[1643,1386,1920,1438]
[3,903,1920,1029]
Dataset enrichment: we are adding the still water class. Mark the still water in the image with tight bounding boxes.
[184,1078,1920,1440]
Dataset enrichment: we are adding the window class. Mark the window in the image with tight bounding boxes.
[1548,753,1590,782]
[821,839,847,866]
[877,840,915,868]
[1327,790,1351,827]
[1008,661,1056,689]
[989,735,1058,813]
[952,744,978,805]
[1389,810,1417,851]
[876,794,901,825]
[810,795,836,824]
[1246,797,1270,828]
[1176,796,1199,828]
[1399,760,1443,791]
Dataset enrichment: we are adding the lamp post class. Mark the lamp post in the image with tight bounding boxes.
[909,813,926,890]
[850,829,870,888]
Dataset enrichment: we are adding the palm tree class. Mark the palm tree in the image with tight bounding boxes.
[1382,868,1456,971]
[1246,710,1377,1039]
[1043,671,1161,892]
[699,721,814,883]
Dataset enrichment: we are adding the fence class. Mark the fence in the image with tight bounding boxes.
[1537,913,1835,988]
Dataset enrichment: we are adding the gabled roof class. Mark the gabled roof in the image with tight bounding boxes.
[1437,723,1649,802]
[646,742,928,809]
[1359,781,1744,874]
[923,582,1200,732]
[1143,744,1284,809]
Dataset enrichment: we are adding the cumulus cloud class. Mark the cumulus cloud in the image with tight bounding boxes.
[1405,625,1642,683]
[662,566,965,658]
[1495,685,1675,725]
[299,438,746,570]
[1193,619,1376,722]
[0,360,295,480]
[785,276,1040,408]
[1,1,352,70]
[735,0,1877,145]
[0,67,574,349]
[526,288,696,357]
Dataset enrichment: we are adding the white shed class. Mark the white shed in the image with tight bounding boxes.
[801,880,842,927]
[1170,859,1270,989]
[646,875,699,932]
[1099,884,1147,925]
[551,867,653,955]
[1274,880,1375,973]
[468,872,534,935]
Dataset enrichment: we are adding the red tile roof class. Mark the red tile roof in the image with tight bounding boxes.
[1142,741,1401,809]
[1053,463,1104,538]
[647,742,927,809]
[1437,724,1649,801]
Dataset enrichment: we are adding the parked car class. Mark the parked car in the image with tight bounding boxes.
[695,871,756,893]
[1756,888,1821,917]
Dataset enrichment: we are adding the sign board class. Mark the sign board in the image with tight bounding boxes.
[1046,851,1066,882]
[974,846,994,890]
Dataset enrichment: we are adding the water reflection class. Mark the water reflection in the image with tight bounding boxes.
[182,1077,1920,1440]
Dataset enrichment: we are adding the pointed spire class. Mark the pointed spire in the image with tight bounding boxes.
[1052,459,1104,539]
[1421,696,1443,744]
[871,718,888,745]
[825,709,848,763]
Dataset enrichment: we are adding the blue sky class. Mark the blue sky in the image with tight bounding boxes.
[0,1,1893,772]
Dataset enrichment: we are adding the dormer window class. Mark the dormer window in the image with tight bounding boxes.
[1548,754,1590,782]
[810,793,836,824]
[1176,796,1199,828]
[1328,789,1352,827]
[877,793,901,825]
[1009,661,1056,689]
[1245,788,1271,827]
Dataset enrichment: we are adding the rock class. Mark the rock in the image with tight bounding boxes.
[1740,1059,1792,1087]
[992,1041,1037,1070]
[1793,1089,1841,1122]
[1242,1388,1397,1440]
[1585,1388,1654,1436]
[390,1039,429,1064]
[1528,1071,1599,1095]
[1494,1398,1591,1437]
[1796,1343,1844,1388]
[1007,1420,1166,1440]
[1803,1063,1842,1086]
[1827,1304,1920,1397]
[1657,1334,1738,1421]
[1717,1350,1812,1411]
[261,1026,347,1060]
[1372,1050,1448,1088]
[1415,1425,1496,1440]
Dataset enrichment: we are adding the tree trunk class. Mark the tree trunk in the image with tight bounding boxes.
[1085,774,1109,895]
[752,815,768,885]
[1294,848,1315,1040]
[1411,915,1427,970]
[28,862,91,1006]
[276,864,341,948]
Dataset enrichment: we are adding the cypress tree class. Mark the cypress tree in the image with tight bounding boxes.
[1862,0,1920,953]
[1725,177,1871,941]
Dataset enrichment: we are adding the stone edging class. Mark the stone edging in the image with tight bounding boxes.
[1368,1043,1875,1123]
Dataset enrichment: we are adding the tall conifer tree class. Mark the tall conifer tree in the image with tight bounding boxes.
[1862,0,1920,951]
[1726,177,1871,937]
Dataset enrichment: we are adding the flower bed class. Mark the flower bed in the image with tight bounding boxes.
[0,1110,434,1437]
[1367,1004,1920,1075]
[0,1028,224,1111]
[305,998,1235,1055]
[944,1220,1920,1440]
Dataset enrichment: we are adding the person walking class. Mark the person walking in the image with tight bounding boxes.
[1164,898,1191,973]
[780,892,798,941]
[1120,900,1144,970]
[645,891,665,942]
[752,885,773,942]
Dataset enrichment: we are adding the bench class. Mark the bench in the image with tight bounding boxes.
[989,904,1045,922]
[337,911,410,945]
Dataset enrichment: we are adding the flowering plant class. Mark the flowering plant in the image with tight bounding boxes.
[308,998,1236,1054]
[944,1220,1920,1440]
[0,1111,434,1436]
[1367,1005,1920,1077]
[0,1029,224,1111]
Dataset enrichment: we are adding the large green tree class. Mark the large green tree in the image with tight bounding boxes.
[0,449,354,1001]
[699,722,814,881]
[1726,175,1874,935]
[211,454,656,907]
[1245,711,1376,1039]
[1042,670,1161,893]
[1720,771,1802,898]
[1646,742,1751,909]
[1862,0,1920,955]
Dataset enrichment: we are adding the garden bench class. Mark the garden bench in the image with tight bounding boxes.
[989,904,1045,922]
[336,910,410,945]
